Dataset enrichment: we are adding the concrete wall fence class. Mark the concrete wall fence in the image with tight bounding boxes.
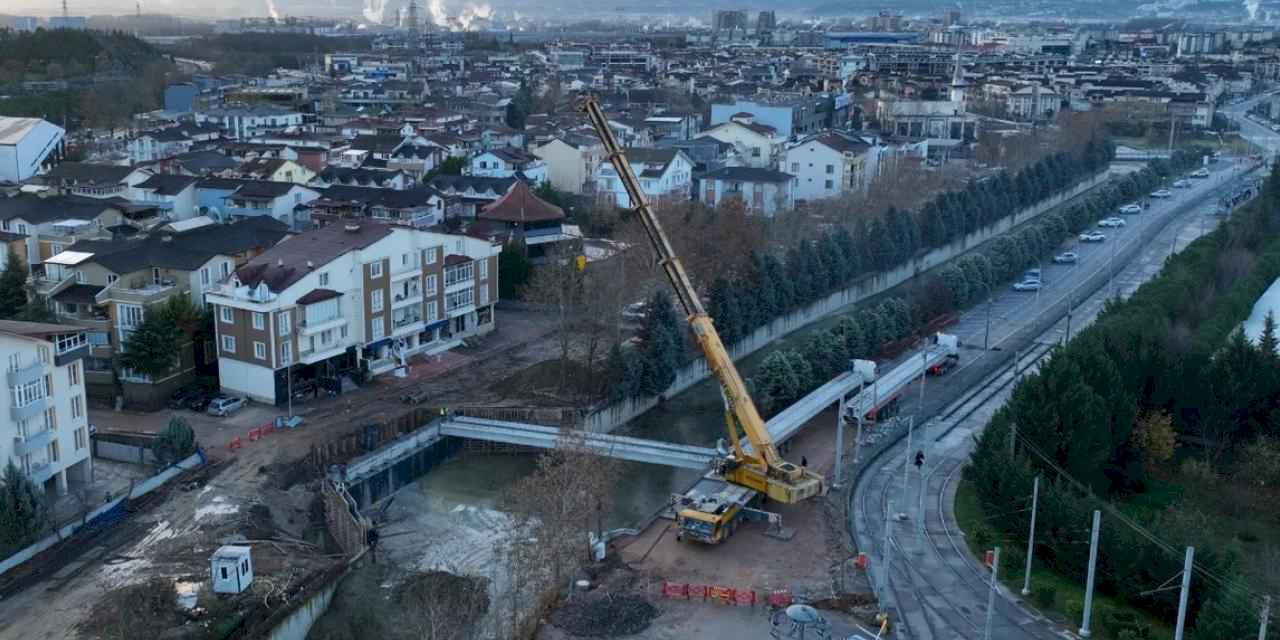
[581,172,1108,435]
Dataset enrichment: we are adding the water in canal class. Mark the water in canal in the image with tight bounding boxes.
[415,320,845,529]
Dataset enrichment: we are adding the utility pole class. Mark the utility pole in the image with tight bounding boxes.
[1260,595,1271,640]
[1080,510,1102,638]
[984,292,993,350]
[1175,546,1195,640]
[1064,296,1074,344]
[1108,231,1118,299]
[880,499,894,606]
[834,395,845,488]
[983,546,1001,640]
[1021,475,1040,597]
[903,416,914,500]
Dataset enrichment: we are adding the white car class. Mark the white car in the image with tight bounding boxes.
[1150,189,1172,198]
[1053,252,1079,264]
[1079,231,1107,242]
[1012,280,1042,292]
[1172,179,1190,188]
[206,396,246,417]
[1098,217,1126,228]
[1119,204,1142,214]
[1191,168,1211,178]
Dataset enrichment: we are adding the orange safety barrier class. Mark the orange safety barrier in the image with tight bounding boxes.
[733,589,757,607]
[261,422,276,436]
[855,552,869,570]
[767,589,792,608]
[227,436,242,451]
[686,584,707,600]
[661,582,687,599]
[710,586,735,604]
[248,428,263,442]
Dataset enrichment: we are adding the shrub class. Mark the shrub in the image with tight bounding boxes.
[153,417,196,467]
[1033,584,1057,609]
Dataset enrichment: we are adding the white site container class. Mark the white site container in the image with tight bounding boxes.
[211,545,254,594]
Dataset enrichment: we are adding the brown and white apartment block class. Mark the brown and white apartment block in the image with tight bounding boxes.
[206,222,499,405]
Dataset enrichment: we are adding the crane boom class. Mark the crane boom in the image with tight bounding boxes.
[579,96,823,504]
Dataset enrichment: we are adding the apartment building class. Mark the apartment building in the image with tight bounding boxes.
[41,218,290,407]
[207,223,499,405]
[784,132,882,201]
[0,320,92,497]
[595,148,694,208]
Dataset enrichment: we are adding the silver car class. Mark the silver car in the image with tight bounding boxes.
[206,396,246,417]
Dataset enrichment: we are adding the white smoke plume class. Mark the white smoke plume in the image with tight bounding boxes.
[428,0,447,26]
[456,2,492,30]
[363,0,386,23]
[1245,0,1261,20]
[265,0,281,19]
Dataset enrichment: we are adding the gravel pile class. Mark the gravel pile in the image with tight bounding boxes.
[549,592,658,637]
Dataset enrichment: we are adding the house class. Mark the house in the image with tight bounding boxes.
[783,132,881,201]
[132,174,200,221]
[44,218,290,407]
[710,96,842,138]
[222,181,322,230]
[206,222,500,404]
[41,162,152,199]
[306,186,445,229]
[530,135,605,195]
[195,106,306,140]
[470,148,548,185]
[474,181,576,260]
[695,114,784,168]
[0,194,128,274]
[595,148,694,207]
[311,167,413,191]
[128,128,197,164]
[0,116,65,183]
[699,166,796,217]
[427,175,518,219]
[1005,85,1062,121]
[0,320,92,497]
[878,100,978,141]
[386,142,444,178]
[234,158,316,185]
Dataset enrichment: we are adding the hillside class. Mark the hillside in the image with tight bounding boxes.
[0,28,162,84]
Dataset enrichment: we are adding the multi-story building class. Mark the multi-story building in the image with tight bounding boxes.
[595,148,694,207]
[784,132,882,201]
[207,223,499,404]
[710,96,845,139]
[699,167,796,218]
[695,114,784,169]
[0,116,65,184]
[0,320,92,497]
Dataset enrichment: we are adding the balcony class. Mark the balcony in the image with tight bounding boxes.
[11,396,48,422]
[33,274,77,298]
[14,429,53,456]
[27,461,54,485]
[95,281,182,306]
[393,311,423,335]
[299,342,347,365]
[54,333,90,367]
[6,360,45,387]
[392,291,423,309]
[390,266,421,283]
[299,315,347,337]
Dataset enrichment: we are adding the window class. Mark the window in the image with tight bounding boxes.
[371,290,384,313]
[318,272,329,287]
[7,353,18,371]
[44,374,51,397]
[340,325,348,339]
[75,271,85,283]
[426,301,438,323]
[68,362,79,386]
[320,329,333,345]
[50,440,59,463]
[74,427,86,451]
[425,275,437,297]
[37,345,50,364]
[790,162,799,172]
[825,164,834,174]
[280,341,292,365]
[425,247,438,264]
[221,262,231,278]
[62,302,78,315]
[752,147,761,158]
[445,288,474,312]
[201,268,210,285]
[220,306,234,324]
[277,311,293,337]
[220,567,228,580]
[402,253,410,266]
[825,180,833,189]
[252,312,265,330]
[444,262,474,287]
[71,395,82,419]
[479,286,489,306]
[370,261,383,279]
[107,274,118,285]
[152,268,162,285]
[478,259,488,281]
[44,407,56,431]
[221,335,236,353]
[370,318,385,341]
[254,341,266,360]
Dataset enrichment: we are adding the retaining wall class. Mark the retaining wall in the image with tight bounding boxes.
[581,172,1108,434]
[265,579,341,640]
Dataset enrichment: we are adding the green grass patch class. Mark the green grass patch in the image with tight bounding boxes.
[954,479,1173,640]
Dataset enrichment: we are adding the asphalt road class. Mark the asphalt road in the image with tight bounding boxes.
[849,124,1267,640]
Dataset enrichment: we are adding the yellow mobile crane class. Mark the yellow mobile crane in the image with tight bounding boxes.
[579,97,825,543]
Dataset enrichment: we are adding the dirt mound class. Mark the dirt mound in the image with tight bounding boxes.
[549,592,658,637]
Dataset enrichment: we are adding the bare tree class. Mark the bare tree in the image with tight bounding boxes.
[521,245,583,391]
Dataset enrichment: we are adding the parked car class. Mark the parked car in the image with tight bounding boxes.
[1191,168,1211,178]
[1023,267,1042,281]
[1172,179,1190,188]
[187,390,218,412]
[1150,189,1172,198]
[1012,280,1043,292]
[1119,203,1143,214]
[168,385,204,410]
[1098,217,1126,228]
[1079,231,1107,242]
[206,396,246,417]
[1053,252,1079,264]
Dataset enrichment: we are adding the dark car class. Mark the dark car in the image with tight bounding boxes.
[186,389,219,412]
[168,386,203,409]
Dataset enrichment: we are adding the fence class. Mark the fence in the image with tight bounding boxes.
[579,171,1109,434]
[321,480,367,559]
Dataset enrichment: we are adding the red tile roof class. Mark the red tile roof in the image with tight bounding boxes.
[477,181,565,224]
